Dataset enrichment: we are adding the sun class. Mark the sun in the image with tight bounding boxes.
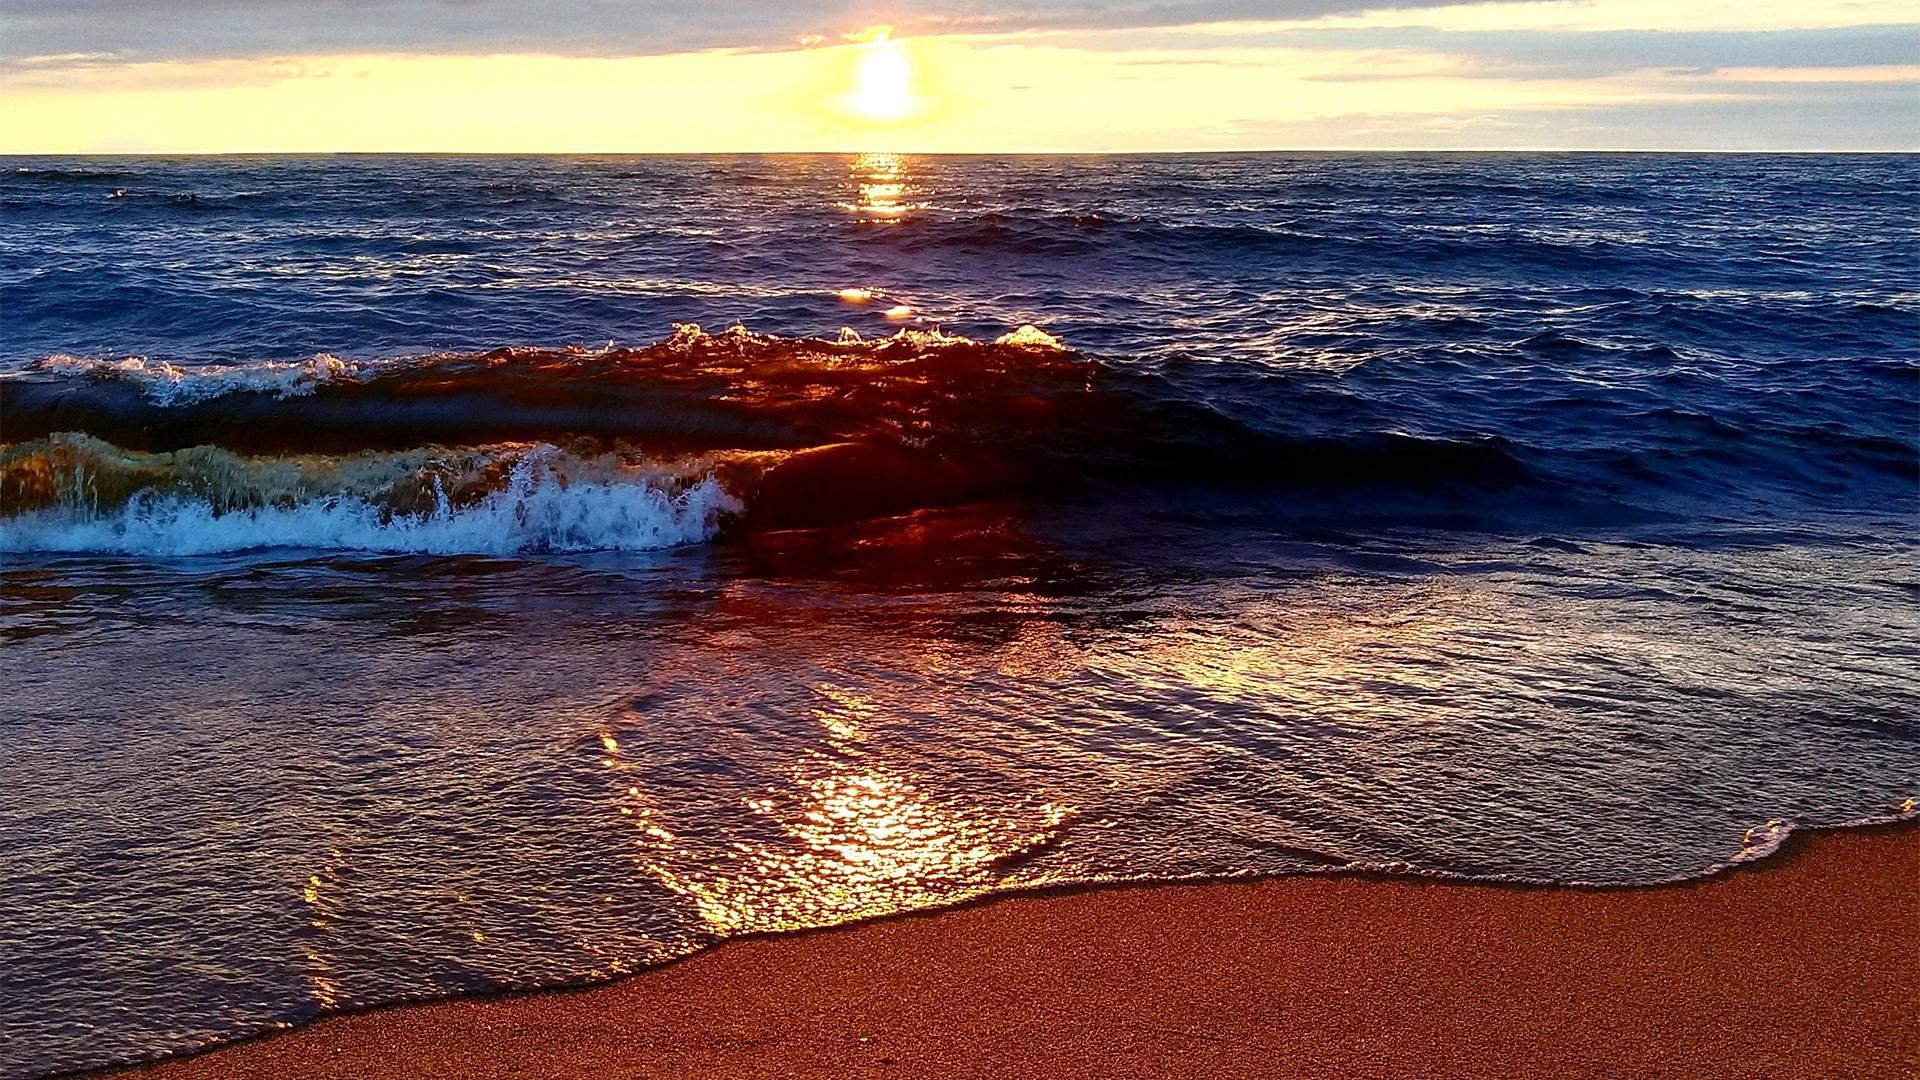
[850,42,914,122]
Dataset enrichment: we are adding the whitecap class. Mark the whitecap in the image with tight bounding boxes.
[0,446,740,557]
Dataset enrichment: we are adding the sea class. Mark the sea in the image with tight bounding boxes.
[1,152,1915,1077]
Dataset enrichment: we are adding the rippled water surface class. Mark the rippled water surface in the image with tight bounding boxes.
[2,154,1917,1078]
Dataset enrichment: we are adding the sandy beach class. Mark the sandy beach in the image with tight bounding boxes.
[97,821,1916,1080]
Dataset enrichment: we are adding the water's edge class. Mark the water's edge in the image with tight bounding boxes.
[63,810,1919,1080]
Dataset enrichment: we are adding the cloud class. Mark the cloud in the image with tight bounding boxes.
[6,1,1910,96]
[0,1,1502,65]
[1279,24,1920,80]
[15,51,125,65]
[1241,79,1920,149]
[3,0,1913,151]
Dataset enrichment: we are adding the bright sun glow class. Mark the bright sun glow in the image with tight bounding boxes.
[851,43,913,121]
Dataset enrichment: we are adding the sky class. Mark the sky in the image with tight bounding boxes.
[1,1,1915,152]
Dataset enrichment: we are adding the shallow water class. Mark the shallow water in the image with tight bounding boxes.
[1,153,1916,1077]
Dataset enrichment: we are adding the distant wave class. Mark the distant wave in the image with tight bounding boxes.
[33,353,361,405]
[102,188,271,209]
[9,166,128,182]
[21,325,1067,409]
[863,208,1669,272]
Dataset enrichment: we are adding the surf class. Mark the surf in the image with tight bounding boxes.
[0,438,738,556]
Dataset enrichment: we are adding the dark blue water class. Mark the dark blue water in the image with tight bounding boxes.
[1,153,1916,1078]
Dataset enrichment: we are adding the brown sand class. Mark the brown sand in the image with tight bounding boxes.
[106,823,1917,1080]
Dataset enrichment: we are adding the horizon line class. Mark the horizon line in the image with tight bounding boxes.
[6,147,1917,157]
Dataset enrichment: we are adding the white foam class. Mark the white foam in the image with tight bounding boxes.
[24,324,1076,411]
[0,450,740,557]
[1727,802,1919,870]
[35,353,360,405]
[994,324,1066,350]
[1730,818,1794,865]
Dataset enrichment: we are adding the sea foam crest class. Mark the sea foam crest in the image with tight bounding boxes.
[34,353,360,405]
[994,324,1066,349]
[1730,819,1794,865]
[22,323,1072,412]
[0,446,740,556]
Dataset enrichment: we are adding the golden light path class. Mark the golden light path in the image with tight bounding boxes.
[841,151,916,316]
[598,683,1072,937]
[298,845,350,1009]
[849,151,911,221]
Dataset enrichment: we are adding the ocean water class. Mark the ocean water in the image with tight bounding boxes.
[1,153,1916,1077]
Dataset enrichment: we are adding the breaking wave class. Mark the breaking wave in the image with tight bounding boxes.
[0,323,1553,551]
[0,437,739,556]
[33,352,362,405]
[3,319,1543,545]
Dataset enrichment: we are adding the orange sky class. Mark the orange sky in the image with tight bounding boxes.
[2,2,1915,152]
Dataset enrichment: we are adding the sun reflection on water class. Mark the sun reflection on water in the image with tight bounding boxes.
[297,846,350,1009]
[598,684,1070,936]
[846,152,917,223]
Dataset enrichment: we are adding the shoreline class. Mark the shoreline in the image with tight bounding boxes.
[93,818,1919,1079]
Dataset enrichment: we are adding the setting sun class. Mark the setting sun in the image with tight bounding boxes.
[850,41,914,122]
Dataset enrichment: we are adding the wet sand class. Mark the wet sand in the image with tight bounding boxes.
[105,822,1917,1080]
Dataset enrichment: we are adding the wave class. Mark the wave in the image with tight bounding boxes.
[1330,802,1920,888]
[15,306,1863,546]
[1719,804,1919,875]
[0,437,738,556]
[0,324,1552,546]
[0,324,1125,461]
[9,166,128,182]
[863,208,1664,271]
[101,188,270,210]
[2,323,1527,481]
[32,353,361,405]
[25,326,1070,409]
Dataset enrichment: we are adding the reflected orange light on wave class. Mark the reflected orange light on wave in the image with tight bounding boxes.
[297,846,351,1009]
[599,681,1071,936]
[847,151,917,223]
